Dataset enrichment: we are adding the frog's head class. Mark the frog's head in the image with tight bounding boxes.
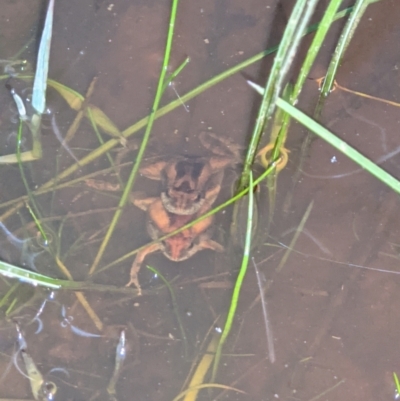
[159,159,207,215]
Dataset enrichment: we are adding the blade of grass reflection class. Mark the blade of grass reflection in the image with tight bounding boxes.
[252,257,275,363]
[276,201,313,273]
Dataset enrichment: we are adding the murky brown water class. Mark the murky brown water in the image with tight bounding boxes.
[0,0,400,400]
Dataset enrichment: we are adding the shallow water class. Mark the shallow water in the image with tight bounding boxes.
[0,1,400,400]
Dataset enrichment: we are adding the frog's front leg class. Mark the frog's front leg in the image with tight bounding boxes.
[139,160,168,180]
[126,242,162,294]
[129,192,158,211]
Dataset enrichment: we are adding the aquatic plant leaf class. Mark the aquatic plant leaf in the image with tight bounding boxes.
[48,79,84,110]
[0,151,38,163]
[32,0,54,114]
[87,105,124,139]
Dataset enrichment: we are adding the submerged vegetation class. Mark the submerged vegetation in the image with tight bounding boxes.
[0,0,398,399]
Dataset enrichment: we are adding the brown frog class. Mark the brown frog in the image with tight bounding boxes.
[86,132,241,293]
[126,193,223,292]
[139,131,241,215]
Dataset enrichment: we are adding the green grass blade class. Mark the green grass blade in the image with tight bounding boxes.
[89,0,180,275]
[0,259,139,293]
[393,373,400,396]
[211,171,255,381]
[276,98,400,194]
[315,0,377,117]
[239,0,319,191]
[162,56,190,93]
[292,0,343,102]
[32,0,54,115]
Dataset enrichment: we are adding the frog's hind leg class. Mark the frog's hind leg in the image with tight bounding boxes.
[126,242,162,294]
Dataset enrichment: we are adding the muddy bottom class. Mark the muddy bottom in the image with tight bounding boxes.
[0,0,399,400]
